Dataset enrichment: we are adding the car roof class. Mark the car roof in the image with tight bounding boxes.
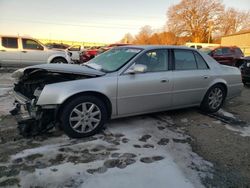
[118,45,193,51]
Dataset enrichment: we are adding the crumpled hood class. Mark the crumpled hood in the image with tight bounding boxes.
[12,64,105,79]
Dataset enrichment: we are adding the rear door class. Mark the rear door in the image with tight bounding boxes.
[20,38,48,65]
[117,49,173,115]
[172,49,212,107]
[0,37,20,66]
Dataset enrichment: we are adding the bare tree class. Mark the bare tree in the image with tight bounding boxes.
[167,0,224,43]
[219,8,250,36]
[133,25,153,44]
[120,33,134,44]
[148,32,177,45]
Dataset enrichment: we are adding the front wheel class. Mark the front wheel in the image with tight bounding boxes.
[60,96,108,138]
[200,85,226,113]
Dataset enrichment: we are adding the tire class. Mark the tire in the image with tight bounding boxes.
[200,84,226,113]
[51,57,67,64]
[60,96,108,138]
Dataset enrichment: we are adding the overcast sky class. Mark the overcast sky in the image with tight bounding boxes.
[0,0,249,43]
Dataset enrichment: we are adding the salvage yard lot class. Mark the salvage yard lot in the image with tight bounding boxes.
[0,71,250,188]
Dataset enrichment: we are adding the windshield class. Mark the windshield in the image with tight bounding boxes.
[86,47,142,72]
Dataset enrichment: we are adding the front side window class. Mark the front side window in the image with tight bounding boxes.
[174,50,197,70]
[214,48,223,55]
[2,37,18,48]
[134,49,168,72]
[22,39,44,50]
[87,47,142,72]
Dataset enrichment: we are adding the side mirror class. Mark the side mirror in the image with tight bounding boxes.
[127,64,147,74]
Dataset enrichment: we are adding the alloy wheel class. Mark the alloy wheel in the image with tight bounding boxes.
[208,87,223,110]
[69,102,101,133]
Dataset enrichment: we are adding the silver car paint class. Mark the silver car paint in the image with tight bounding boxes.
[32,46,242,119]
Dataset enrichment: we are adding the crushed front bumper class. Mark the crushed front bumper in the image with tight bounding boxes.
[10,91,33,121]
[10,91,57,137]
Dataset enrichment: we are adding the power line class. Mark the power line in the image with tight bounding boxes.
[1,18,163,30]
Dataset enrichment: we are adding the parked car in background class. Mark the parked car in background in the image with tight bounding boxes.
[0,36,72,67]
[11,46,243,138]
[200,46,244,67]
[79,44,130,63]
[240,56,250,85]
[45,43,69,50]
[186,42,220,49]
[67,45,85,63]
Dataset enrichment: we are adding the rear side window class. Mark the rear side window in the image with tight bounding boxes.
[194,52,209,69]
[2,37,18,48]
[174,50,197,70]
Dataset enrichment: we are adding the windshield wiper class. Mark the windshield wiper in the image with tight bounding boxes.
[84,64,96,70]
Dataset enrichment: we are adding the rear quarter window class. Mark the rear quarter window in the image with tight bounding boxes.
[194,52,209,69]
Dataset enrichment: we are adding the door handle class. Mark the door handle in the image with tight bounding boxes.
[0,50,6,52]
[21,51,27,53]
[203,75,209,79]
[161,79,169,83]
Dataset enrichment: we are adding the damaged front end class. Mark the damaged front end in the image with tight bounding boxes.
[10,65,102,137]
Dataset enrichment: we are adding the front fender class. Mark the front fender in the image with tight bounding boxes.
[47,53,68,63]
[36,76,117,113]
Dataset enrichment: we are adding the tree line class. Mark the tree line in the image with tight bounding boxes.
[120,0,250,45]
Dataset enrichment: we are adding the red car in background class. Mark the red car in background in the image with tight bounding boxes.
[200,46,245,67]
[80,43,131,63]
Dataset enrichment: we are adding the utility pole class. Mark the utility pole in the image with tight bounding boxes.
[208,21,213,44]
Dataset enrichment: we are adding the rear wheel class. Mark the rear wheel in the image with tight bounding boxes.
[51,57,67,64]
[60,96,107,138]
[200,85,226,113]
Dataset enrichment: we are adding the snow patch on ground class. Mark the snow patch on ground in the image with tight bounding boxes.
[217,109,236,119]
[216,109,250,137]
[0,87,13,115]
[16,116,212,188]
[82,159,194,188]
[224,124,250,137]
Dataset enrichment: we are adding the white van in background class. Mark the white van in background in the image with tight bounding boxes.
[0,35,72,67]
[185,42,220,49]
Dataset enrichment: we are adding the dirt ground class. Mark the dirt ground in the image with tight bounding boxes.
[0,71,250,188]
[168,85,250,187]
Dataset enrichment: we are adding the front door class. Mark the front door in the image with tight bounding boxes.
[20,38,47,65]
[117,49,173,115]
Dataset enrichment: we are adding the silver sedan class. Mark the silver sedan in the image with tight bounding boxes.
[11,46,243,138]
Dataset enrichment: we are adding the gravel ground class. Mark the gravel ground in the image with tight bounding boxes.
[0,71,250,187]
